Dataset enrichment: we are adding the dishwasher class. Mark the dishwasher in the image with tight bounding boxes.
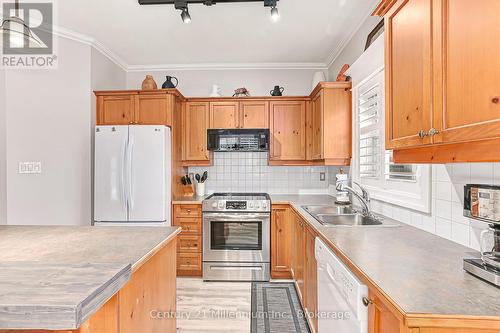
[315,238,368,333]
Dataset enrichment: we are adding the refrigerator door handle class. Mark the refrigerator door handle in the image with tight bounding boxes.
[121,139,127,211]
[127,136,135,211]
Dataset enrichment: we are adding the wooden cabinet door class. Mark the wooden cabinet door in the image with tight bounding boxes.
[293,214,306,301]
[269,101,307,160]
[311,91,323,160]
[432,0,500,144]
[240,101,269,129]
[183,102,210,161]
[96,95,135,125]
[209,102,239,129]
[271,205,292,279]
[368,290,402,333]
[385,0,433,149]
[135,94,172,126]
[305,226,318,333]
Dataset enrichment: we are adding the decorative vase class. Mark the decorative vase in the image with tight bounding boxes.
[210,84,222,97]
[311,71,327,90]
[270,85,285,96]
[141,75,157,90]
[161,76,179,89]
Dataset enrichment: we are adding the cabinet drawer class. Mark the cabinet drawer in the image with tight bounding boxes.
[177,235,202,253]
[173,217,201,234]
[177,253,202,271]
[174,205,202,217]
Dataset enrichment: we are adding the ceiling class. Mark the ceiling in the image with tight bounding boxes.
[56,0,379,69]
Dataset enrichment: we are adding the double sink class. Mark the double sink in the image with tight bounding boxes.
[303,205,397,227]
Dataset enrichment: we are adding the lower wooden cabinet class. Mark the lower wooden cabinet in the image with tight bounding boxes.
[271,205,292,279]
[368,290,402,333]
[173,204,203,276]
[304,225,318,333]
[291,212,306,300]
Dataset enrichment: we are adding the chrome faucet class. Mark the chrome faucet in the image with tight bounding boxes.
[336,181,372,217]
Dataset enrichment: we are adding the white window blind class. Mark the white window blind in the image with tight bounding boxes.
[358,82,381,179]
[385,151,417,182]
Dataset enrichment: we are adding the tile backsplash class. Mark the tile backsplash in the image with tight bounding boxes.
[188,152,335,194]
[369,163,500,251]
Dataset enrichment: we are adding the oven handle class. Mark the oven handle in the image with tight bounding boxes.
[209,265,263,271]
[203,213,270,221]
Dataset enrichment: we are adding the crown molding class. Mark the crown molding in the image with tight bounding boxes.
[127,62,328,72]
[324,0,381,69]
[52,26,129,71]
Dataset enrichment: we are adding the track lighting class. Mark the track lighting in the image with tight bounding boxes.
[180,7,191,23]
[270,5,279,22]
[140,0,280,24]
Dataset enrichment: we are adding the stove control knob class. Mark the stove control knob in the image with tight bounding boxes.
[218,202,224,209]
[262,202,268,209]
[255,203,261,209]
[211,202,218,209]
[249,202,254,209]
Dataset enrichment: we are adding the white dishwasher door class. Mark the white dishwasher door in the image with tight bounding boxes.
[315,238,368,333]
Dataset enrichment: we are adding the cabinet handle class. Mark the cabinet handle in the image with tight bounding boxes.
[492,97,499,104]
[418,130,428,139]
[187,209,191,213]
[428,128,440,137]
[362,297,373,307]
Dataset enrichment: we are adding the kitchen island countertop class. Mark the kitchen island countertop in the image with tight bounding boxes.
[0,225,180,330]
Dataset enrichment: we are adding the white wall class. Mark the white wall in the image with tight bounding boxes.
[126,68,327,97]
[3,38,126,226]
[0,69,6,224]
[328,16,382,80]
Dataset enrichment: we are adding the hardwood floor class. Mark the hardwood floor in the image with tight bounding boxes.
[176,278,252,333]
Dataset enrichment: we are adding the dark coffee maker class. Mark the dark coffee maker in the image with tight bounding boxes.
[270,85,284,96]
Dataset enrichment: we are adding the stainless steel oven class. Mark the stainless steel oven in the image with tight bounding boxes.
[202,193,271,281]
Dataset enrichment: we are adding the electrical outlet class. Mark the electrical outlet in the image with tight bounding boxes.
[18,162,42,174]
[320,172,326,181]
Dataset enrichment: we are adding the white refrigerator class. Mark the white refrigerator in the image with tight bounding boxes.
[94,125,171,226]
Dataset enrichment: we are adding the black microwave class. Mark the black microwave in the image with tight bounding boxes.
[207,129,270,152]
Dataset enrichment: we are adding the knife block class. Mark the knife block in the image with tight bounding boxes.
[182,185,195,197]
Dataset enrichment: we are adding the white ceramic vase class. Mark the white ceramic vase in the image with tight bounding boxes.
[210,84,222,97]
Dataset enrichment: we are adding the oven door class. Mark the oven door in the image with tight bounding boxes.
[203,212,270,262]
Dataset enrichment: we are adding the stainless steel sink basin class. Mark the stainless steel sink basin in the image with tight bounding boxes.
[316,213,383,226]
[303,205,356,216]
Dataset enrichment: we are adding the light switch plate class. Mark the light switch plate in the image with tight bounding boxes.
[19,162,42,174]
[320,172,326,181]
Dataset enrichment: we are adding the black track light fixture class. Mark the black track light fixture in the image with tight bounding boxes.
[174,1,191,23]
[140,0,280,23]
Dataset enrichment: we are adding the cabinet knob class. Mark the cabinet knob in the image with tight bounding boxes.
[492,97,499,104]
[418,130,428,139]
[362,297,373,307]
[428,128,440,136]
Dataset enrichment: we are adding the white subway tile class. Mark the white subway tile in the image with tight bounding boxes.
[436,217,452,240]
[494,163,500,185]
[451,201,469,226]
[435,164,452,182]
[411,212,423,229]
[451,163,471,183]
[435,199,452,220]
[435,182,452,201]
[451,222,470,247]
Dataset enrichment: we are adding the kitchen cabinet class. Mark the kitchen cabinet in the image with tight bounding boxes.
[271,205,292,279]
[96,93,135,125]
[269,101,307,161]
[95,91,175,126]
[367,290,401,333]
[173,204,203,276]
[291,211,306,301]
[183,102,211,165]
[208,100,269,129]
[209,101,239,129]
[380,0,500,162]
[240,100,269,128]
[304,225,318,333]
[307,83,352,165]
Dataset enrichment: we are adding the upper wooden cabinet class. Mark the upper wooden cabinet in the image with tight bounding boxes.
[183,102,211,164]
[95,91,178,126]
[208,100,269,129]
[308,83,352,165]
[269,101,307,161]
[381,0,500,162]
[385,0,433,149]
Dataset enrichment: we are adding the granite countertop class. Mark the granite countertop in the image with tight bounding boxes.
[0,226,180,330]
[271,194,500,318]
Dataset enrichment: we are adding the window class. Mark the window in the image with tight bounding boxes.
[352,68,431,213]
